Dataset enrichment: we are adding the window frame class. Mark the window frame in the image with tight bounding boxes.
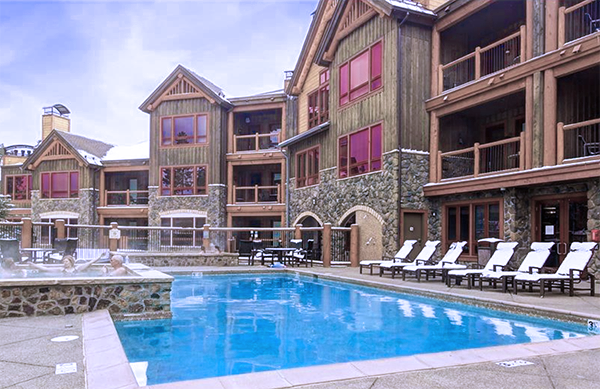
[308,69,330,128]
[5,174,32,201]
[160,165,208,196]
[160,113,209,147]
[160,216,207,247]
[40,171,79,199]
[338,39,383,107]
[338,122,383,178]
[296,146,320,188]
[443,199,504,258]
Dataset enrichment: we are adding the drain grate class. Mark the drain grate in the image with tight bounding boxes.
[51,335,79,342]
[496,360,535,368]
[55,363,77,375]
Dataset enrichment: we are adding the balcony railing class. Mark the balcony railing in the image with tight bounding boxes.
[104,190,149,206]
[233,184,281,204]
[234,132,280,153]
[438,133,524,182]
[558,118,600,162]
[559,0,600,46]
[439,26,526,92]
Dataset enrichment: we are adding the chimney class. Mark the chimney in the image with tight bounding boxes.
[42,104,71,141]
[284,70,294,94]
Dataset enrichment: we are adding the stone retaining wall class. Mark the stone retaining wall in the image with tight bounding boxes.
[127,252,238,267]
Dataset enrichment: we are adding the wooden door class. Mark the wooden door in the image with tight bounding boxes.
[403,212,425,259]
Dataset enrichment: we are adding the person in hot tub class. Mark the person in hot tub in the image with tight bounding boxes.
[27,252,108,274]
[102,254,128,277]
[1,258,26,277]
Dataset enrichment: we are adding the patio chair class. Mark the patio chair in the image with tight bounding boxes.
[379,241,440,279]
[46,237,78,263]
[446,242,519,289]
[402,241,468,282]
[237,240,254,265]
[477,242,554,292]
[359,239,417,275]
[513,242,598,297]
[0,239,26,262]
[585,12,600,34]
[294,239,314,267]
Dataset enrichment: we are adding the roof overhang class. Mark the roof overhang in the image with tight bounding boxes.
[278,122,330,148]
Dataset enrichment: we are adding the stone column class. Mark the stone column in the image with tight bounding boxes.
[587,179,600,278]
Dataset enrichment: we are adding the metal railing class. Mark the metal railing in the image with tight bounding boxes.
[234,132,280,152]
[439,26,525,92]
[0,222,22,240]
[559,0,600,46]
[438,133,524,181]
[233,184,281,204]
[104,190,149,206]
[558,118,600,161]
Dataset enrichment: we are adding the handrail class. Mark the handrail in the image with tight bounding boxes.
[233,132,280,152]
[558,118,600,162]
[440,147,475,157]
[563,118,600,131]
[233,184,281,203]
[440,52,476,71]
[477,135,521,149]
[479,30,521,53]
[104,189,149,206]
[565,0,596,13]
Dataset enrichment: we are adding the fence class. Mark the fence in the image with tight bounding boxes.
[558,118,600,161]
[14,219,357,267]
[559,0,600,46]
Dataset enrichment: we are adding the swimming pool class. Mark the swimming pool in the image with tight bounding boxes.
[115,273,589,385]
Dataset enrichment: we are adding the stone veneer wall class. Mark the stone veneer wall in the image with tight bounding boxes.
[587,178,600,277]
[289,151,401,255]
[30,188,99,224]
[127,252,238,267]
[0,281,172,319]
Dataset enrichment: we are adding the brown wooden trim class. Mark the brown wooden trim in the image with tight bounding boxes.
[427,34,600,111]
[554,52,600,77]
[525,75,534,170]
[97,208,149,218]
[227,111,234,154]
[424,159,600,197]
[337,120,384,179]
[324,7,378,62]
[226,205,286,215]
[431,26,440,97]
[231,102,285,113]
[102,166,149,173]
[226,152,285,163]
[526,0,534,60]
[159,164,209,196]
[435,0,493,32]
[159,112,210,149]
[296,145,321,188]
[430,112,439,182]
[545,0,559,53]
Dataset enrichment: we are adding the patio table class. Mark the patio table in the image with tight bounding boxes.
[263,247,297,267]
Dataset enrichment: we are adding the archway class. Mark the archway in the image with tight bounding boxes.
[339,206,383,262]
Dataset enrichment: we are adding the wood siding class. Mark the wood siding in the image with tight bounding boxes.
[399,23,432,151]
[149,98,227,186]
[33,159,95,191]
[298,63,327,134]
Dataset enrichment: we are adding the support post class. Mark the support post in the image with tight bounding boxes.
[430,112,439,182]
[56,219,66,240]
[109,222,119,252]
[474,47,481,80]
[322,223,332,268]
[543,68,557,166]
[474,143,480,177]
[557,122,564,163]
[350,224,359,267]
[203,224,211,251]
[21,218,32,249]
[294,224,302,240]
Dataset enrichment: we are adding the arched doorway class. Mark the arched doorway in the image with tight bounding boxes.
[340,207,383,262]
[297,215,322,261]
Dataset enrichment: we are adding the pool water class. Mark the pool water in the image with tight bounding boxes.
[115,274,589,385]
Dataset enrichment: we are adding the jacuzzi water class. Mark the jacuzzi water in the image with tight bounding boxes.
[115,274,589,385]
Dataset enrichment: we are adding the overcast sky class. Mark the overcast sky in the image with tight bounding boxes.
[0,0,316,147]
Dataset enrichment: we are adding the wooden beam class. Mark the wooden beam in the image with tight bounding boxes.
[543,68,557,166]
[545,0,559,53]
[525,76,534,170]
[231,102,285,113]
[526,0,534,60]
[431,26,440,97]
[429,112,439,182]
[435,0,493,32]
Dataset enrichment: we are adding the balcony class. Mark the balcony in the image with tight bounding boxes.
[559,0,600,46]
[232,109,282,153]
[104,190,149,206]
[233,184,282,204]
[439,134,524,181]
[234,132,280,152]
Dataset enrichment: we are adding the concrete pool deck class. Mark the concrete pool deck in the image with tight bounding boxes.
[2,265,600,389]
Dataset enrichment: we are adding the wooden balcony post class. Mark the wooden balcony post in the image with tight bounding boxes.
[21,218,32,249]
[544,68,557,166]
[519,131,526,170]
[350,224,359,267]
[203,224,211,250]
[474,47,481,80]
[294,224,302,240]
[557,122,565,163]
[322,223,332,268]
[437,151,442,182]
[525,75,534,170]
[231,184,236,205]
[438,65,444,93]
[277,183,281,203]
[109,222,119,252]
[55,219,66,240]
[255,133,260,151]
[474,143,480,177]
[254,185,259,203]
[520,25,526,62]
[526,0,534,60]
[558,6,566,47]
[545,0,559,53]
[431,25,441,97]
[228,111,235,154]
[430,111,439,182]
[126,189,130,206]
[233,135,238,153]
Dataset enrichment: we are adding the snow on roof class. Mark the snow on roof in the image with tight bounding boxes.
[103,141,149,161]
[386,0,436,16]
[78,150,103,166]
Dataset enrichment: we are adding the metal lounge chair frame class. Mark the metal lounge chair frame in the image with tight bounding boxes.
[359,239,417,275]
[379,241,441,279]
[402,241,468,282]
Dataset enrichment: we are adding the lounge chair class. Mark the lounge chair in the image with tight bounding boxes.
[379,241,440,278]
[446,242,518,289]
[513,242,598,297]
[402,241,467,282]
[359,239,417,275]
[46,237,78,263]
[478,242,554,292]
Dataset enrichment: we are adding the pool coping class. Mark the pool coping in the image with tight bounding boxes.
[83,268,600,389]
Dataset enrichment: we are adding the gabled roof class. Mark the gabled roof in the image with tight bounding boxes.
[139,64,233,113]
[23,130,114,170]
[316,0,436,66]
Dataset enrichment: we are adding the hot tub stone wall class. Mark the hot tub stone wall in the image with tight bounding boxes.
[127,253,238,267]
[0,282,171,319]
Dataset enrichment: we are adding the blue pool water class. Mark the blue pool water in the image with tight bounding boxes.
[115,274,589,385]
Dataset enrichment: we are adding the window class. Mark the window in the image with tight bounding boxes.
[5,175,32,201]
[41,172,78,198]
[296,146,320,188]
[161,165,207,196]
[160,216,206,246]
[308,69,330,128]
[339,41,382,106]
[445,200,501,256]
[161,114,208,146]
[40,217,78,246]
[338,123,382,178]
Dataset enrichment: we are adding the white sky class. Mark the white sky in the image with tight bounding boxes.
[0,0,317,148]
